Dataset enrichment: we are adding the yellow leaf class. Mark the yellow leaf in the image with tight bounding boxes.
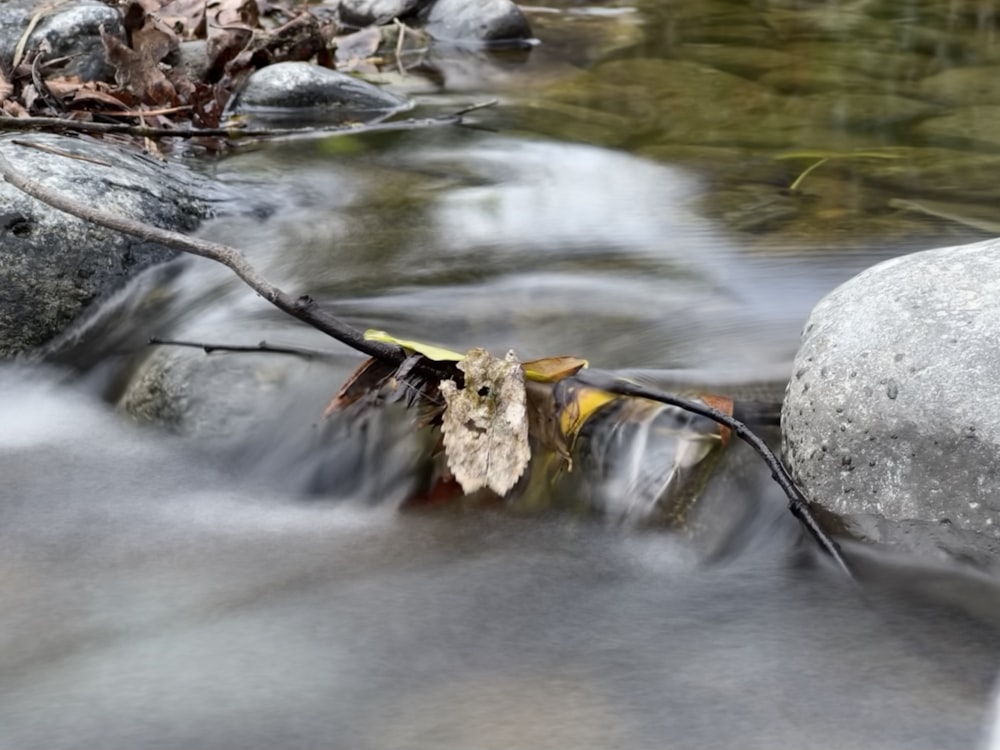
[364,329,464,362]
[365,332,588,383]
[555,382,618,443]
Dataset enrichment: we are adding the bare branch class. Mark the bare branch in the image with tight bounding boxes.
[0,105,494,141]
[148,337,337,359]
[0,144,407,365]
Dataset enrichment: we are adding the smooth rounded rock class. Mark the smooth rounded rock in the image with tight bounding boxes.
[339,0,423,27]
[235,62,407,118]
[423,0,532,44]
[782,239,1000,557]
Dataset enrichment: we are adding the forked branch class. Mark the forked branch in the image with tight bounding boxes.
[0,142,850,578]
[0,103,496,142]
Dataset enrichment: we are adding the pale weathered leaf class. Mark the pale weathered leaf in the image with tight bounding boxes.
[440,348,531,496]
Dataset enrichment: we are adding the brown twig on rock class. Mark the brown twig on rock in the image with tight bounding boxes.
[0,108,488,141]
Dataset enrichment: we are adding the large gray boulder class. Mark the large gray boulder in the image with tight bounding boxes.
[0,134,231,357]
[782,239,1000,564]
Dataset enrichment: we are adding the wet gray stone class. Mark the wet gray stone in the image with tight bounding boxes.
[423,0,532,44]
[234,62,407,119]
[782,238,1000,561]
[0,134,228,357]
[339,0,424,27]
[0,0,124,83]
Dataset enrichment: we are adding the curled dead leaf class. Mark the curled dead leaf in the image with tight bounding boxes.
[101,25,178,106]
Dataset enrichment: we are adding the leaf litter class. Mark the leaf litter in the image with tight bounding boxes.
[0,0,424,150]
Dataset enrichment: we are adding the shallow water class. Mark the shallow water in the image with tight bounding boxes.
[4,370,1000,749]
[5,1,1000,748]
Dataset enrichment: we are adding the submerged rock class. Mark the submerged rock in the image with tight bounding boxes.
[918,66,1000,106]
[914,105,1000,150]
[782,238,1000,565]
[0,134,228,358]
[234,62,408,121]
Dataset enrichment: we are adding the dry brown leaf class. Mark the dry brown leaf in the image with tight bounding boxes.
[205,27,252,81]
[41,75,84,99]
[2,99,28,117]
[324,357,394,416]
[134,0,163,13]
[235,0,260,28]
[696,393,734,446]
[101,26,178,106]
[0,68,12,102]
[157,0,212,38]
[72,84,135,110]
[440,349,531,496]
[132,17,179,64]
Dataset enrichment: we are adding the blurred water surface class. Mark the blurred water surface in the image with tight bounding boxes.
[5,1,1000,748]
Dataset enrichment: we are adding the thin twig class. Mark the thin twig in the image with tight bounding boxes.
[102,105,194,118]
[12,1,60,70]
[149,337,337,360]
[572,368,853,579]
[0,110,475,141]
[450,99,499,117]
[11,138,113,166]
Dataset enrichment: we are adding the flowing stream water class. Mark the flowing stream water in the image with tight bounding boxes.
[5,1,1000,748]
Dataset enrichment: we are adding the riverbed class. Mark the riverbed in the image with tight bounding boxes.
[3,1,1000,748]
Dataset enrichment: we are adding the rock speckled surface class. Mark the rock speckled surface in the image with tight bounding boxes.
[782,239,1000,561]
[0,135,230,357]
